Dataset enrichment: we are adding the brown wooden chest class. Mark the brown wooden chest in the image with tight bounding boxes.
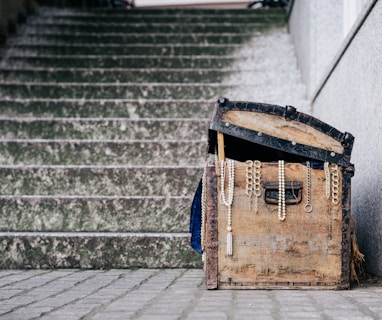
[203,98,355,289]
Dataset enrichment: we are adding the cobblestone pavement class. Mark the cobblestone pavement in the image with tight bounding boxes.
[0,269,381,320]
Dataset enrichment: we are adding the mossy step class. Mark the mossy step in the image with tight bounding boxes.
[3,55,235,69]
[0,232,201,269]
[0,82,227,99]
[0,195,193,233]
[24,22,284,34]
[0,165,202,196]
[8,32,255,45]
[0,68,232,83]
[36,8,285,22]
[0,118,209,140]
[0,99,213,118]
[7,43,240,56]
[0,140,206,166]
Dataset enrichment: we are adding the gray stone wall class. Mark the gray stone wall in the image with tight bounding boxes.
[289,0,382,277]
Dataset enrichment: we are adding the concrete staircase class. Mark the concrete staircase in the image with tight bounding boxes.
[0,6,286,269]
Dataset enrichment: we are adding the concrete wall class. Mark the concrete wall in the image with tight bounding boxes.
[288,0,344,98]
[289,0,382,277]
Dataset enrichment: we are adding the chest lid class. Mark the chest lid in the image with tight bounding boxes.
[208,98,354,166]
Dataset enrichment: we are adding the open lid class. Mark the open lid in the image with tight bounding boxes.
[208,98,354,166]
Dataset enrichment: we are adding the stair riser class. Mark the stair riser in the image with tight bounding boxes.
[34,11,285,23]
[0,84,225,99]
[6,45,237,56]
[0,234,202,268]
[0,100,213,118]
[0,69,230,83]
[0,167,202,196]
[0,197,192,232]
[24,23,284,34]
[0,119,209,140]
[4,56,235,69]
[0,141,207,166]
[9,33,254,45]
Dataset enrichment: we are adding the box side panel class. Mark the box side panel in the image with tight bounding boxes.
[340,166,353,289]
[205,162,218,289]
[216,161,344,289]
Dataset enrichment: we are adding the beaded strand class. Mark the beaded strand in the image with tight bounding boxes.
[278,160,286,221]
[220,159,235,256]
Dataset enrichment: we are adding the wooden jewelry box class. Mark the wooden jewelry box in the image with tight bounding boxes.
[203,98,355,289]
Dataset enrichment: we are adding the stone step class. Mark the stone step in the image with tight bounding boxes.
[0,99,213,118]
[0,118,209,140]
[0,195,193,233]
[0,165,202,196]
[24,22,284,34]
[0,232,202,269]
[0,140,206,166]
[7,32,255,45]
[5,43,240,56]
[0,67,232,83]
[2,55,235,68]
[0,6,289,270]
[35,8,285,23]
[0,82,227,99]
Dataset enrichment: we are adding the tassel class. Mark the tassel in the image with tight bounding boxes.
[350,217,365,284]
[226,228,233,256]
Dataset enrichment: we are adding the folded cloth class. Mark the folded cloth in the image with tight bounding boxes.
[190,178,203,254]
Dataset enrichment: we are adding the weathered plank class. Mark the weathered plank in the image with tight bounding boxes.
[222,110,344,154]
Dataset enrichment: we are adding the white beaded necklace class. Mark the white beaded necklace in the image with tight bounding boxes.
[253,160,262,213]
[304,161,313,213]
[220,159,235,256]
[278,160,286,221]
[330,164,340,205]
[324,162,331,199]
[245,160,262,212]
[324,162,340,205]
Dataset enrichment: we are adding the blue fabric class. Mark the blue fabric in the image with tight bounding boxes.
[309,161,324,169]
[190,178,203,254]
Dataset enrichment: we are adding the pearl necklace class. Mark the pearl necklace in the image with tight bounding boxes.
[324,162,331,199]
[278,160,286,221]
[330,164,339,205]
[324,162,340,205]
[245,160,261,212]
[304,161,313,213]
[220,159,235,256]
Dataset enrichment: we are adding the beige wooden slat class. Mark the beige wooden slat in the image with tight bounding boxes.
[222,111,344,154]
